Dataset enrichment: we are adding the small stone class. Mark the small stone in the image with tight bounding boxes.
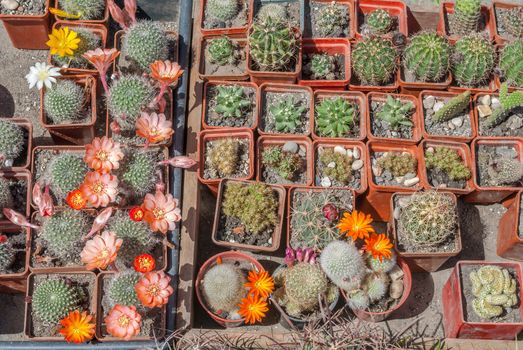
[404,177,420,187]
[398,197,410,208]
[433,101,445,112]
[404,172,416,180]
[423,95,435,110]
[372,165,382,177]
[479,94,491,106]
[352,159,363,171]
[1,0,18,10]
[229,311,242,320]
[282,141,298,153]
[393,206,401,220]
[389,265,404,281]
[268,237,272,245]
[508,116,523,130]
[353,147,360,159]
[318,146,324,154]
[448,121,455,130]
[334,145,346,155]
[327,162,336,168]
[320,177,332,187]
[3,159,13,167]
[426,147,434,153]
[395,176,404,184]
[390,280,404,299]
[491,97,500,106]
[299,144,306,154]
[477,105,492,118]
[346,149,353,158]
[451,117,463,128]
[437,183,447,188]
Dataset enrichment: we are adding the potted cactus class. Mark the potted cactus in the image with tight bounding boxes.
[199,0,250,35]
[442,261,523,339]
[52,0,108,24]
[496,41,523,91]
[491,1,523,44]
[198,34,249,81]
[437,0,494,43]
[212,179,285,252]
[251,0,303,31]
[0,227,30,293]
[0,170,32,228]
[355,0,408,39]
[306,0,353,39]
[0,118,32,171]
[0,0,50,49]
[497,191,523,261]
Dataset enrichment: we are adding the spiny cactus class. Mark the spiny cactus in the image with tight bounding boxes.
[320,241,365,291]
[58,0,105,20]
[453,0,481,35]
[0,178,13,213]
[222,182,278,235]
[470,265,518,319]
[202,263,246,314]
[499,40,523,88]
[44,80,85,124]
[107,271,141,308]
[403,32,451,82]
[432,91,471,123]
[452,35,495,87]
[368,252,397,273]
[376,95,414,130]
[121,151,159,197]
[122,21,168,72]
[262,146,302,181]
[319,148,353,185]
[48,153,88,199]
[309,54,337,80]
[352,37,398,86]
[425,147,471,181]
[283,262,328,316]
[256,3,287,22]
[208,138,240,177]
[0,120,24,162]
[315,97,356,138]
[488,157,523,186]
[484,84,523,128]
[0,238,15,273]
[213,85,250,120]
[501,7,523,39]
[376,152,417,177]
[398,191,457,247]
[347,289,369,310]
[271,96,307,133]
[206,0,240,22]
[248,17,298,72]
[108,211,155,264]
[363,273,389,302]
[208,37,235,65]
[367,9,393,35]
[53,28,100,69]
[315,2,347,38]
[32,279,81,325]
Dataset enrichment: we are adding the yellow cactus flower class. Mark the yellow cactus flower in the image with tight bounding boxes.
[46,27,81,57]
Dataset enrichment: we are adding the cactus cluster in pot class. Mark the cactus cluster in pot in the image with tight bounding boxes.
[366,9,394,35]
[58,0,105,20]
[483,84,523,129]
[0,120,25,165]
[121,21,168,72]
[451,35,495,88]
[315,96,357,138]
[44,80,87,125]
[424,147,471,182]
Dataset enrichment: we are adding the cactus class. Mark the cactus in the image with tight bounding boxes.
[0,120,24,161]
[0,238,15,273]
[403,32,451,82]
[376,152,417,177]
[107,271,141,308]
[32,279,81,325]
[207,138,240,177]
[44,80,85,124]
[366,9,394,35]
[363,273,389,302]
[208,37,235,65]
[453,0,481,35]
[121,151,159,197]
[352,37,398,86]
[309,53,337,80]
[502,7,523,39]
[256,3,287,22]
[53,28,101,69]
[432,91,471,123]
[470,265,518,319]
[485,84,523,128]
[320,241,365,291]
[206,0,240,22]
[376,95,414,130]
[452,35,495,87]
[58,0,105,20]
[368,252,397,273]
[315,2,347,38]
[261,146,302,181]
[122,21,168,72]
[499,40,523,88]
[315,97,356,138]
[398,191,457,247]
[222,182,278,235]
[271,96,307,133]
[283,262,328,316]
[213,85,251,120]
[319,148,354,185]
[202,263,246,314]
[347,290,369,310]
[48,153,88,199]
[248,17,298,72]
[425,147,471,181]
[488,157,523,186]
[0,178,13,214]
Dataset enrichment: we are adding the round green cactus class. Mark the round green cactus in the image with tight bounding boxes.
[452,34,495,87]
[206,0,239,22]
[58,0,105,20]
[453,0,481,35]
[367,9,393,35]
[32,279,81,325]
[208,138,240,177]
[208,37,235,65]
[363,273,389,302]
[502,7,523,39]
[403,32,451,82]
[107,271,141,308]
[499,40,523,88]
[309,53,337,80]
[121,151,159,197]
[347,290,369,310]
[44,80,85,124]
[202,263,246,314]
[352,37,398,86]
[53,28,101,69]
[48,153,88,200]
[0,120,24,161]
[212,85,251,119]
[368,252,397,273]
[256,3,287,22]
[122,21,168,72]
[315,96,356,138]
[0,178,13,215]
[320,241,365,291]
[271,96,307,133]
[284,262,328,316]
[0,239,15,273]
[315,2,347,38]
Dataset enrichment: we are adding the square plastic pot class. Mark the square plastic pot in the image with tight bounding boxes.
[0,170,32,230]
[53,0,109,25]
[437,2,495,44]
[0,118,33,172]
[497,191,523,261]
[199,0,251,35]
[0,226,30,294]
[355,0,408,40]
[0,0,50,49]
[198,33,249,81]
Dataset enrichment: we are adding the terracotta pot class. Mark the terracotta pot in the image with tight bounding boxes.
[202,81,258,130]
[298,38,350,90]
[419,90,476,144]
[48,22,108,75]
[355,0,408,40]
[198,33,249,81]
[312,139,367,194]
[442,260,523,339]
[257,135,313,188]
[53,0,109,25]
[344,258,412,323]
[246,27,302,85]
[0,118,32,171]
[0,226,30,294]
[311,90,366,141]
[366,92,422,144]
[197,128,255,194]
[497,191,523,261]
[195,251,264,327]
[398,65,452,97]
[390,192,462,272]
[465,137,523,204]
[437,2,495,44]
[418,140,475,195]
[24,270,97,340]
[199,0,250,36]
[258,83,313,136]
[0,170,32,230]
[362,141,422,221]
[212,179,285,252]
[40,75,97,145]
[0,0,50,49]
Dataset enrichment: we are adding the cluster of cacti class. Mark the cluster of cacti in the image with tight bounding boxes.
[271,96,307,133]
[499,40,523,88]
[32,279,82,325]
[315,97,356,138]
[122,21,168,72]
[470,265,518,319]
[53,28,100,69]
[320,241,365,291]
[309,54,337,80]
[484,84,523,129]
[207,138,240,177]
[256,3,287,22]
[315,2,347,38]
[487,157,523,186]
[121,151,159,197]
[348,273,390,310]
[206,0,240,22]
[425,147,471,181]
[376,95,414,130]
[352,37,398,86]
[0,238,15,273]
[222,182,278,235]
[0,120,24,161]
[248,17,298,72]
[376,152,417,177]
[452,35,495,87]
[0,178,13,213]
[403,32,451,82]
[319,148,353,184]
[208,37,236,65]
[58,0,105,20]
[366,9,393,35]
[452,0,481,35]
[262,146,303,180]
[44,80,85,124]
[213,85,250,119]
[432,91,471,123]
[501,7,523,39]
[398,191,457,247]
[202,263,246,314]
[48,153,88,199]
[40,209,89,260]
[107,271,141,309]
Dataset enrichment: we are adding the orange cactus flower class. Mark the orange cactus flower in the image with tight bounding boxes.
[58,310,95,343]
[84,136,124,174]
[83,48,120,94]
[104,305,141,340]
[238,294,268,325]
[66,189,87,210]
[134,253,156,273]
[363,233,393,262]
[244,270,274,299]
[336,210,375,241]
[135,112,174,145]
[80,172,118,208]
[129,207,144,222]
[80,231,123,270]
[150,60,184,105]
[135,271,173,308]
[141,191,181,234]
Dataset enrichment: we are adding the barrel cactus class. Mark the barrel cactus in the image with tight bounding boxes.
[352,37,398,86]
[452,35,495,87]
[367,9,393,35]
[403,32,451,82]
[309,54,337,80]
[32,279,82,325]
[53,28,100,69]
[208,37,235,65]
[314,1,347,38]
[206,0,240,22]
[122,21,168,72]
[271,96,307,133]
[106,271,141,308]
[202,263,246,314]
[58,0,105,20]
[320,241,365,291]
[453,0,481,35]
[44,80,85,124]
[501,7,523,39]
[48,153,88,200]
[499,40,523,88]
[0,120,24,162]
[315,97,356,138]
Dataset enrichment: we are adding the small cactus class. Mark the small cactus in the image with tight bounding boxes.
[501,7,523,39]
[121,151,159,197]
[121,21,168,72]
[207,138,240,177]
[202,262,246,314]
[347,289,369,310]
[0,238,15,273]
[58,0,105,20]
[484,84,523,128]
[271,96,307,133]
[315,97,356,138]
[453,0,481,35]
[403,32,451,82]
[206,0,240,22]
[452,35,495,87]
[53,28,101,69]
[376,95,414,130]
[106,271,141,308]
[499,40,523,88]
[283,262,329,316]
[488,157,523,186]
[212,85,251,119]
[208,37,236,65]
[44,80,85,124]
[32,279,82,325]
[0,120,25,162]
[366,9,394,35]
[262,146,303,181]
[425,147,471,181]
[314,2,348,38]
[368,251,397,273]
[432,91,471,123]
[48,153,88,200]
[256,3,287,22]
[376,152,417,177]
[352,37,398,86]
[319,148,353,185]
[320,241,365,291]
[0,178,13,214]
[309,54,337,80]
[363,273,389,302]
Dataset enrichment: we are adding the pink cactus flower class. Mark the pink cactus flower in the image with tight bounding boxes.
[135,112,174,145]
[84,136,124,174]
[158,156,197,169]
[135,271,173,308]
[104,305,141,340]
[82,48,120,94]
[141,191,181,234]
[32,183,54,217]
[81,231,122,270]
[79,172,118,208]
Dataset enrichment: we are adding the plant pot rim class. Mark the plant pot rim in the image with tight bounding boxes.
[0,0,50,19]
[0,118,33,171]
[0,169,32,230]
[398,64,453,91]
[198,33,249,81]
[53,0,109,24]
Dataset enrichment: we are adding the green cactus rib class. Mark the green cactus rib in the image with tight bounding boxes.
[403,32,451,82]
[499,40,523,89]
[453,0,481,35]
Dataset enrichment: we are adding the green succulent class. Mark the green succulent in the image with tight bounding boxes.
[32,279,82,325]
[452,34,495,87]
[403,32,451,82]
[319,148,353,185]
[282,263,329,316]
[376,95,414,130]
[484,83,523,128]
[121,151,159,197]
[271,96,307,133]
[315,97,356,138]
[352,37,398,86]
[208,37,235,65]
[432,91,471,123]
[425,147,471,181]
[315,1,348,38]
[48,153,88,200]
[121,21,168,72]
[0,120,24,162]
[499,41,523,89]
[309,53,337,80]
[44,80,85,124]
[366,9,393,35]
[58,0,105,20]
[212,85,250,120]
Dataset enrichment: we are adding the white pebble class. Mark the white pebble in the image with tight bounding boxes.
[334,146,346,155]
[352,159,363,171]
[327,162,336,168]
[479,94,491,106]
[1,0,19,10]
[477,105,492,118]
[353,147,360,159]
[433,101,445,112]
[393,206,401,220]
[346,149,353,158]
[404,177,420,187]
[426,147,434,153]
[320,177,332,187]
[451,117,463,128]
[372,165,382,177]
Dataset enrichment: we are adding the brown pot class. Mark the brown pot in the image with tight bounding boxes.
[24,270,97,340]
[198,33,249,81]
[497,191,523,261]
[366,92,422,144]
[390,192,462,272]
[437,2,495,44]
[257,135,313,188]
[53,0,109,25]
[0,0,50,49]
[258,83,313,136]
[311,90,366,141]
[211,179,285,252]
[0,226,30,293]
[354,0,408,40]
[419,90,476,144]
[40,75,97,145]
[199,0,250,36]
[398,65,452,96]
[0,118,33,171]
[0,170,32,230]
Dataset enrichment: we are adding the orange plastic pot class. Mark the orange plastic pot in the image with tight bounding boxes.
[418,140,475,195]
[366,92,422,144]
[298,38,350,90]
[448,78,499,95]
[0,170,32,230]
[199,0,250,36]
[311,90,366,141]
[491,1,523,45]
[0,227,30,294]
[53,0,109,25]
[355,0,408,40]
[497,191,523,261]
[195,251,264,327]
[0,0,50,49]
[198,33,249,81]
[442,261,523,339]
[437,2,495,44]
[398,65,452,96]
[0,118,33,172]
